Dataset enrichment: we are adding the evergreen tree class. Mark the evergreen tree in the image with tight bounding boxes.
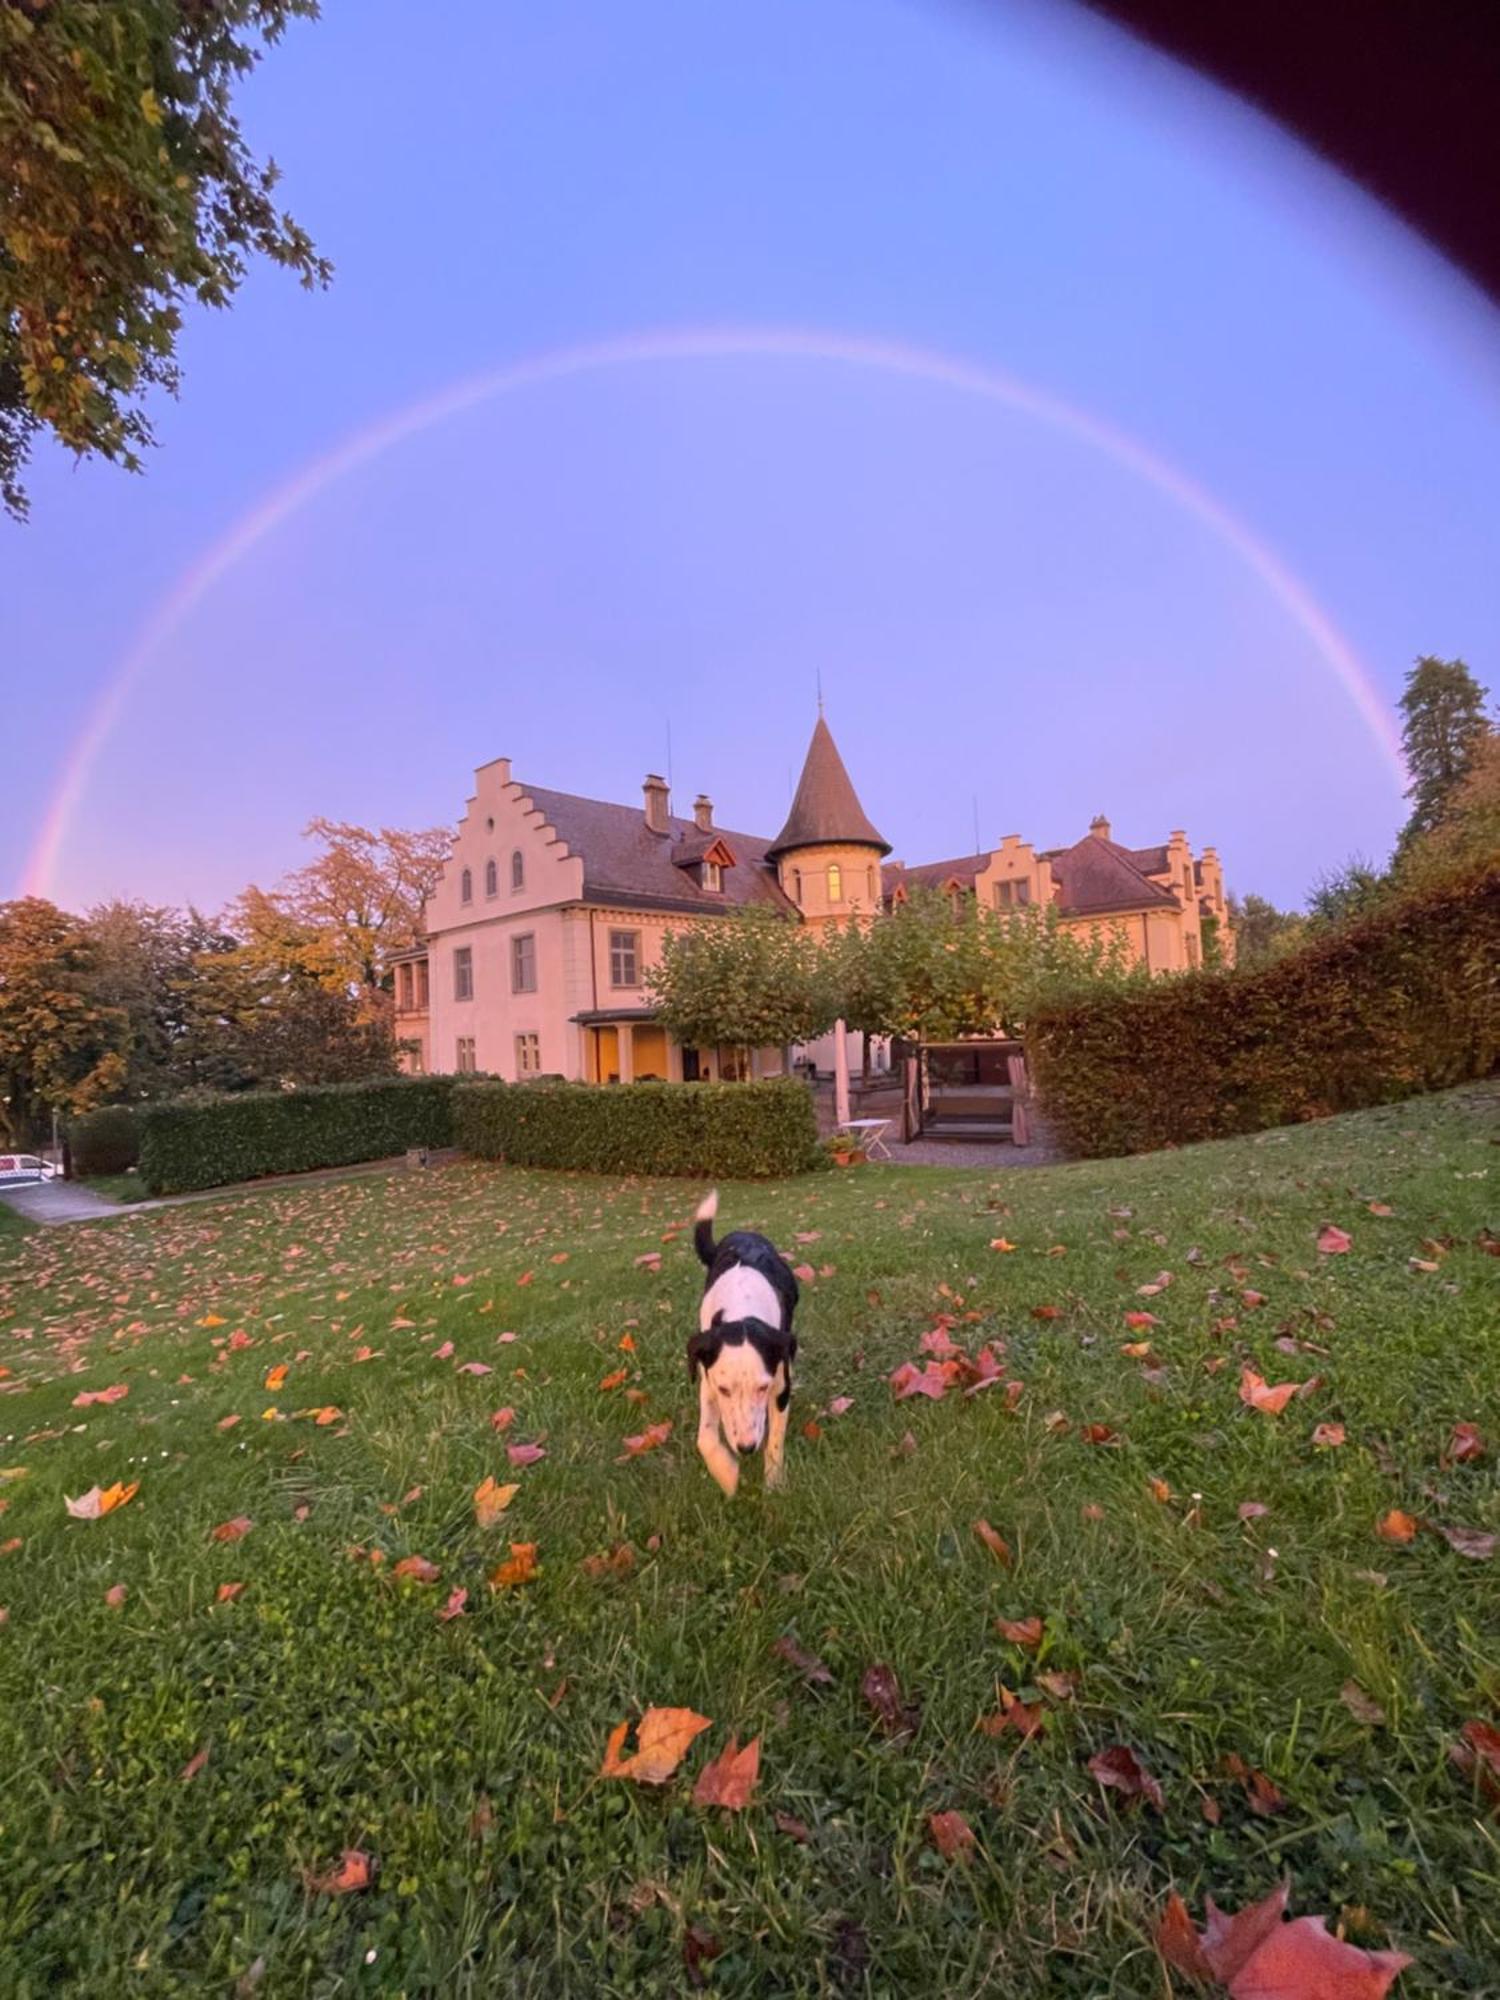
[1398,656,1491,847]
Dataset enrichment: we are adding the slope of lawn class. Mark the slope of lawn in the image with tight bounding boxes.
[0,1083,1497,1997]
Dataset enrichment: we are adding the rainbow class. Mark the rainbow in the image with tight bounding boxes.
[22,324,1406,898]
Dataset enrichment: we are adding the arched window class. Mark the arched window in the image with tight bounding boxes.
[867,866,876,902]
[460,866,473,904]
[510,849,525,892]
[484,858,498,898]
[827,862,842,902]
[792,868,802,904]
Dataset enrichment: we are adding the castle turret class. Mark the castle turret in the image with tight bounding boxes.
[767,716,889,920]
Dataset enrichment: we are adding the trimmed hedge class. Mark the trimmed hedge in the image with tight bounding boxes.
[455,1078,824,1179]
[68,1105,140,1177]
[1029,868,1500,1159]
[137,1076,458,1196]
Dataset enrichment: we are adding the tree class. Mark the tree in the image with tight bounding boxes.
[1306,856,1388,929]
[1397,728,1500,890]
[1397,656,1492,848]
[648,907,838,1057]
[184,944,398,1089]
[1226,892,1305,970]
[1,0,329,518]
[84,899,239,1097]
[0,896,126,1144]
[230,819,449,1014]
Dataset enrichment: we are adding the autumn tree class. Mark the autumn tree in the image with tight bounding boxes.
[1,0,329,518]
[84,899,239,1097]
[647,907,839,1060]
[1226,892,1305,970]
[0,897,127,1144]
[1397,655,1492,849]
[1397,728,1500,890]
[1305,855,1389,929]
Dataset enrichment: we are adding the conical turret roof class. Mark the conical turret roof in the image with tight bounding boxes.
[766,716,890,860]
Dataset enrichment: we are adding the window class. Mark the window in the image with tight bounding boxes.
[701,860,722,892]
[415,960,429,1008]
[407,1047,424,1075]
[455,1036,477,1074]
[397,964,413,1010]
[994,879,1030,909]
[460,866,473,904]
[511,932,536,993]
[867,866,876,902]
[510,849,525,892]
[792,868,802,904]
[515,1031,540,1076]
[454,946,473,1001]
[1186,935,1201,968]
[609,928,640,988]
[827,863,842,902]
[485,858,498,898]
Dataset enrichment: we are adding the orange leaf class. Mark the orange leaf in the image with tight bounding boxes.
[692,1734,761,1809]
[1030,1304,1061,1322]
[210,1515,252,1542]
[972,1519,1013,1566]
[304,1849,374,1896]
[1376,1509,1418,1544]
[215,1414,241,1431]
[618,1332,636,1352]
[1123,1311,1159,1329]
[393,1554,441,1582]
[437,1587,469,1621]
[1317,1224,1353,1255]
[1447,1421,1485,1464]
[489,1541,539,1587]
[977,1685,1044,1738]
[65,1481,139,1520]
[473,1476,520,1527]
[264,1365,288,1391]
[1196,1883,1411,1999]
[490,1407,516,1431]
[600,1706,712,1784]
[995,1615,1044,1649]
[179,1744,210,1783]
[928,1809,975,1860]
[1155,1892,1214,1981]
[1239,1368,1299,1415]
[598,1368,628,1392]
[72,1384,129,1408]
[617,1421,672,1461]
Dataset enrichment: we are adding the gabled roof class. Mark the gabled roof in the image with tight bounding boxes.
[881,852,989,897]
[518,785,795,917]
[1047,834,1180,917]
[1112,841,1170,877]
[766,717,890,860]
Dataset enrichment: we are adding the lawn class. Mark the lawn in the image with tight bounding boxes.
[1,1084,1497,1997]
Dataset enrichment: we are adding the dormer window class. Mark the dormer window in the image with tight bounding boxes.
[702,860,722,892]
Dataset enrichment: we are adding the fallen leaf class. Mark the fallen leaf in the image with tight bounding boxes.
[104,1583,127,1607]
[618,1332,636,1351]
[771,1633,834,1686]
[1450,1719,1500,1804]
[1156,1892,1214,1982]
[1238,1500,1270,1521]
[437,1587,468,1621]
[1340,1681,1386,1726]
[1446,1421,1485,1464]
[1137,1271,1173,1296]
[489,1541,539,1587]
[457,1361,492,1376]
[693,1734,761,1809]
[392,1554,440,1583]
[1081,1422,1119,1446]
[861,1661,919,1737]
[995,1615,1044,1649]
[598,1368,628,1391]
[65,1481,139,1521]
[1036,1670,1079,1701]
[978,1685,1045,1738]
[617,1421,672,1461]
[1376,1509,1418,1544]
[1239,1368,1299,1415]
[433,1340,455,1360]
[264,1365,288,1392]
[1148,1477,1173,1503]
[215,1414,241,1431]
[599,1706,712,1783]
[72,1384,129,1408]
[827,1395,854,1417]
[989,1237,1016,1252]
[180,1744,210,1783]
[1030,1304,1062,1322]
[506,1442,547,1467]
[581,1542,635,1579]
[683,1923,724,1987]
[303,1849,374,1896]
[928,1809,975,1860]
[972,1519,1013,1566]
[216,1581,246,1603]
[775,1810,812,1843]
[1434,1523,1495,1560]
[1088,1744,1163,1810]
[490,1408,516,1431]
[473,1476,520,1527]
[1312,1423,1347,1448]
[1317,1224,1352,1255]
[210,1515,253,1542]
[1199,1883,1412,2000]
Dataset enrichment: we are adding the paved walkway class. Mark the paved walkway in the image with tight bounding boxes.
[0,1178,123,1224]
[0,1151,461,1228]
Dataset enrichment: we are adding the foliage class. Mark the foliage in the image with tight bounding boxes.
[229,819,449,1013]
[135,1075,456,1195]
[1029,868,1500,1157]
[82,900,241,1098]
[182,943,399,1091]
[1226,892,1305,970]
[0,0,329,519]
[0,896,126,1144]
[68,1103,139,1177]
[0,1085,1497,1989]
[1397,655,1492,850]
[647,907,838,1052]
[1397,730,1500,891]
[1305,854,1389,929]
[455,1077,823,1179]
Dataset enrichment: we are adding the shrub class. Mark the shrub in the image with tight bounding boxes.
[1028,868,1500,1158]
[68,1104,140,1177]
[455,1078,824,1179]
[136,1076,457,1195]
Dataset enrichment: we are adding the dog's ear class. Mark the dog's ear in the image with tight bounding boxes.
[744,1317,796,1372]
[687,1327,721,1378]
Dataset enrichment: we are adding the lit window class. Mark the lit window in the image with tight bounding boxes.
[453,947,473,1001]
[609,929,640,988]
[515,1031,541,1075]
[511,849,525,892]
[407,1047,424,1075]
[485,858,498,898]
[511,932,537,993]
[827,863,842,901]
[460,867,473,904]
[455,1036,476,1074]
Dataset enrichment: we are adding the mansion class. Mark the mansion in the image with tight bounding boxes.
[391,717,1233,1082]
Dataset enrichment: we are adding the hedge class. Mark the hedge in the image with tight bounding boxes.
[137,1076,458,1196]
[1028,867,1500,1159]
[68,1105,140,1178]
[455,1078,824,1179]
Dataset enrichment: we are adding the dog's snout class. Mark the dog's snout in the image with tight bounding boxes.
[735,1435,760,1456]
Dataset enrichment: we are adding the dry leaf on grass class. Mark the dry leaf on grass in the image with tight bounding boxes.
[928,1809,975,1860]
[392,1555,440,1583]
[771,1633,834,1686]
[1376,1510,1418,1544]
[1088,1743,1163,1810]
[72,1385,128,1408]
[180,1744,210,1783]
[861,1662,919,1737]
[1160,1881,1412,1998]
[473,1476,519,1527]
[506,1442,547,1467]
[1317,1224,1352,1254]
[303,1849,375,1896]
[972,1519,1013,1566]
[216,1581,246,1603]
[692,1735,760,1809]
[65,1481,139,1521]
[1434,1523,1495,1560]
[1239,1369,1299,1416]
[1446,1421,1485,1464]
[617,1421,672,1461]
[1449,1719,1500,1804]
[437,1587,468,1621]
[600,1707,712,1784]
[1340,1681,1386,1726]
[994,1615,1044,1649]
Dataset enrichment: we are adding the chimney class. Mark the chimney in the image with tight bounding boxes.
[643,773,670,836]
[1089,815,1111,840]
[693,793,713,832]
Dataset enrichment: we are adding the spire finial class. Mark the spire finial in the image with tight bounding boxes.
[816,668,824,718]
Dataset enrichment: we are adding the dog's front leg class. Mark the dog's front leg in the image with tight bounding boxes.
[697,1375,739,1497]
[764,1363,790,1491]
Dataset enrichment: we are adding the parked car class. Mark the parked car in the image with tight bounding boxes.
[0,1153,53,1185]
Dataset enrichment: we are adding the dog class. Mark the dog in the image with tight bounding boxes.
[688,1190,798,1496]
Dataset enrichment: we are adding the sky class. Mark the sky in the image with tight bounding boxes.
[4,0,1498,913]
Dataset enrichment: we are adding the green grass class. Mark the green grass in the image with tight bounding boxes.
[73,1171,152,1205]
[1,1084,1497,1997]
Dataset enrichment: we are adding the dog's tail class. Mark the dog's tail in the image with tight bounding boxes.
[693,1188,719,1267]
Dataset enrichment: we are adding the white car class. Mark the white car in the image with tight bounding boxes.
[0,1154,53,1186]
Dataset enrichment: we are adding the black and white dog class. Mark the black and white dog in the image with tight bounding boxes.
[688,1191,798,1496]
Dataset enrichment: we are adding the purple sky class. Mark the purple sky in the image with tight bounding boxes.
[5,0,1498,913]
